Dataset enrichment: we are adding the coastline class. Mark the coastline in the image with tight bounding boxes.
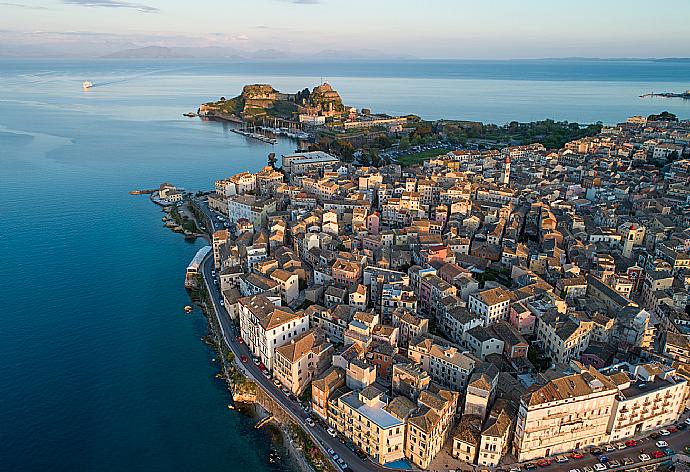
[190,261,317,472]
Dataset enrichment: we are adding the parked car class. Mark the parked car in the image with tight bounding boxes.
[649,432,661,439]
[536,459,551,467]
[582,467,594,472]
[607,460,620,468]
[556,456,569,463]
[604,444,615,452]
[685,417,690,425]
[659,429,671,436]
[568,469,581,472]
[593,464,607,472]
[668,426,678,433]
[652,451,666,459]
[638,454,651,462]
[305,418,315,427]
[599,455,609,463]
[240,355,248,363]
[327,428,337,438]
[622,457,634,466]
[272,379,280,387]
[677,423,687,430]
[571,452,584,459]
[662,447,675,456]
[615,442,626,450]
[252,357,260,365]
[656,440,669,448]
[590,447,603,456]
[625,440,637,447]
[524,463,537,471]
[509,467,521,472]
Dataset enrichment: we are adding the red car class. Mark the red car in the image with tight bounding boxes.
[570,452,584,459]
[236,336,244,344]
[625,440,637,447]
[536,459,551,467]
[652,451,666,459]
[240,355,248,363]
[668,426,678,433]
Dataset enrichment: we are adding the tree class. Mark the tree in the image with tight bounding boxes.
[267,152,277,168]
[399,136,410,150]
[370,150,381,168]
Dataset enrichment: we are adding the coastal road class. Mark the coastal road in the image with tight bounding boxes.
[200,253,382,472]
[191,196,224,234]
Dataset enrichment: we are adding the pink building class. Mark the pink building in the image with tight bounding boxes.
[509,302,535,335]
[366,213,380,235]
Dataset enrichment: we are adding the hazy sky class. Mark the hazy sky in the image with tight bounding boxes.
[2,0,690,58]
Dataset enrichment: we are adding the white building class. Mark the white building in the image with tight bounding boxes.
[238,294,309,371]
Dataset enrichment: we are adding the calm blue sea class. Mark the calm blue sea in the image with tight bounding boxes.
[0,58,688,471]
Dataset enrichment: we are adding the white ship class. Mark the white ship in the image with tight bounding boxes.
[82,81,93,89]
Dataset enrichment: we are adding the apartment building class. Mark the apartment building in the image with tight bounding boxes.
[478,400,514,467]
[329,386,406,465]
[405,386,459,469]
[212,229,229,271]
[427,344,477,392]
[535,311,593,364]
[273,329,332,395]
[392,309,429,347]
[311,366,346,421]
[513,366,618,462]
[605,363,687,441]
[469,287,514,326]
[269,268,299,304]
[238,294,309,371]
[227,194,276,226]
[452,414,483,464]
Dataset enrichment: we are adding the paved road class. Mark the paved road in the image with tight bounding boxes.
[200,252,382,472]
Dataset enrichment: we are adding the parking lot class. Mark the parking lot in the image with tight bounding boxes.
[505,425,690,472]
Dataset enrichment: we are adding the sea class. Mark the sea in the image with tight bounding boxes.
[0,58,689,472]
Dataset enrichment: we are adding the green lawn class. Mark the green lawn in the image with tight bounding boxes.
[396,148,449,166]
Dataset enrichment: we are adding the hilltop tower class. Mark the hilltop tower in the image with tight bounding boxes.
[501,155,511,185]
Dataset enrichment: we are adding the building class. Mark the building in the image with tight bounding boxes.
[469,287,513,326]
[513,366,618,462]
[269,268,299,304]
[405,386,459,469]
[427,344,477,392]
[478,400,514,467]
[212,229,229,270]
[273,329,333,395]
[311,366,346,421]
[238,294,309,370]
[282,151,340,175]
[329,386,406,465]
[227,194,276,226]
[452,415,483,464]
[535,311,593,364]
[606,363,687,441]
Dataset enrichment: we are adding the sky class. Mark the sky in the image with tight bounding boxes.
[1,0,690,58]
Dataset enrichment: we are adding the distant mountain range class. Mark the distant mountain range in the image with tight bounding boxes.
[98,46,416,60]
[0,42,688,62]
